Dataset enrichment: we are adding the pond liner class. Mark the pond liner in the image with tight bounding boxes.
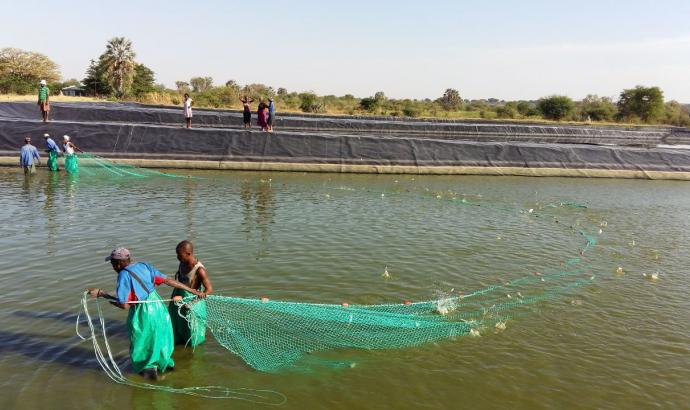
[1,102,688,147]
[1,117,689,175]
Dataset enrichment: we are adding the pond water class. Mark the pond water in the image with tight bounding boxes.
[0,169,688,409]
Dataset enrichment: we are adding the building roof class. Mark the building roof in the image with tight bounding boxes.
[61,85,84,91]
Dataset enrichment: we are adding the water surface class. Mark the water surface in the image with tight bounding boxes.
[0,169,688,409]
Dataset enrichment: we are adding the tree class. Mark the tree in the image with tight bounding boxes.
[101,37,136,97]
[580,95,616,122]
[0,47,60,94]
[175,81,190,94]
[438,88,462,111]
[190,76,213,92]
[617,86,664,123]
[663,101,690,127]
[130,63,156,96]
[537,95,575,121]
[82,58,112,96]
[277,87,288,96]
[374,91,386,103]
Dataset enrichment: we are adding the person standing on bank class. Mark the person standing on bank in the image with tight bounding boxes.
[43,133,61,172]
[183,93,193,129]
[37,80,50,123]
[19,136,40,175]
[240,96,254,129]
[257,99,268,131]
[87,247,206,380]
[62,135,82,174]
[267,98,276,133]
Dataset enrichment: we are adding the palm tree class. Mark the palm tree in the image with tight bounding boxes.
[101,37,136,97]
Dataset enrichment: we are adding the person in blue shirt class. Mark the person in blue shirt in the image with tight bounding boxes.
[267,97,276,133]
[19,136,40,175]
[87,247,205,381]
[42,133,61,172]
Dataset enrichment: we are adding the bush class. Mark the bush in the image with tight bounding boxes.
[496,103,518,119]
[402,104,420,117]
[537,95,575,121]
[299,92,324,113]
[580,95,616,122]
[359,97,378,112]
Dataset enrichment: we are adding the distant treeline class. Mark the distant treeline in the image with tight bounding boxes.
[2,41,689,127]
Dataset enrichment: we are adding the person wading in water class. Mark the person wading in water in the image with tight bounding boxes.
[168,240,214,347]
[87,247,205,380]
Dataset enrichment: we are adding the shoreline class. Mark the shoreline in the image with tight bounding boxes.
[2,156,690,180]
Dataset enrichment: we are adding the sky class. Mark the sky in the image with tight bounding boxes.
[3,0,690,102]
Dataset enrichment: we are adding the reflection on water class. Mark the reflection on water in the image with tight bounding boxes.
[240,177,276,246]
[0,168,689,410]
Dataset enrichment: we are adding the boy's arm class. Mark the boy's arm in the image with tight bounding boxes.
[163,277,206,298]
[196,267,213,294]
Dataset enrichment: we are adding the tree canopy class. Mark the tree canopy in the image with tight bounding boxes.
[101,37,136,97]
[617,86,664,123]
[0,48,60,94]
[439,88,462,111]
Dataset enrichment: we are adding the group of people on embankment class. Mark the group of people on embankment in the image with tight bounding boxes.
[86,241,213,380]
[19,133,81,175]
[182,93,276,131]
[35,79,277,132]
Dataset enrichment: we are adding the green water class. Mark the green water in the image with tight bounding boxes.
[1,169,689,409]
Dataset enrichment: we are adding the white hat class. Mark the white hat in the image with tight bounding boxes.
[63,135,70,141]
[40,80,47,85]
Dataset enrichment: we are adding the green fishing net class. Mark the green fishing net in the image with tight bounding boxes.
[183,222,597,372]
[68,153,188,178]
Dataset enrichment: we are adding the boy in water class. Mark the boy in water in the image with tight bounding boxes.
[87,247,205,380]
[169,240,213,347]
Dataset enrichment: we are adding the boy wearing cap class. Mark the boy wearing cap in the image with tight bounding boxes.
[43,133,61,171]
[87,247,206,381]
[37,80,50,122]
[19,136,40,175]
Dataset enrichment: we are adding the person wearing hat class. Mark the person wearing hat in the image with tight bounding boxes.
[62,135,82,173]
[87,247,206,381]
[43,133,61,172]
[37,80,50,123]
[19,136,40,175]
[267,97,276,133]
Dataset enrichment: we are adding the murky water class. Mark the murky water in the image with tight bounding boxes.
[1,169,688,409]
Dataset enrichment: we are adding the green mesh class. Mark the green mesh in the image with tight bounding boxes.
[73,153,189,178]
[186,228,597,372]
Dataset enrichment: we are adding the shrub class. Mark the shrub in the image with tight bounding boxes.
[537,95,575,121]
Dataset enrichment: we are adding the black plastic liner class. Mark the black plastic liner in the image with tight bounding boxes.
[2,102,689,146]
[2,117,689,172]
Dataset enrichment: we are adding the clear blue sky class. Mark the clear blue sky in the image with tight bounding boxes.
[4,0,690,101]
